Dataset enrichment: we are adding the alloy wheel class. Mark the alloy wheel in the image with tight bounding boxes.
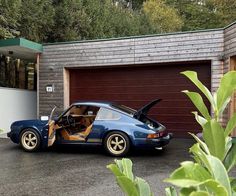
[107,134,126,155]
[21,131,38,150]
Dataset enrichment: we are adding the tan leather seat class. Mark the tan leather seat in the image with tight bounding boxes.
[61,124,93,141]
[77,124,92,138]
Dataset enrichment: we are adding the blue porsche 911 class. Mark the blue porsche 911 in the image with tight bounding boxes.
[7,100,172,156]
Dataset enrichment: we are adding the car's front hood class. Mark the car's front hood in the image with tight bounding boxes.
[11,119,47,127]
[134,99,162,120]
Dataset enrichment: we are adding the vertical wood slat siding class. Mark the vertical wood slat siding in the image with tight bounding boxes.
[39,29,226,117]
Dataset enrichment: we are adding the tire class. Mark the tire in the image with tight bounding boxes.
[20,129,41,152]
[104,131,130,157]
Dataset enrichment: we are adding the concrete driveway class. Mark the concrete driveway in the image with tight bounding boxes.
[0,138,194,196]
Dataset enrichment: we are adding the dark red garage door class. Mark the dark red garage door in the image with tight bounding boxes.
[69,62,211,137]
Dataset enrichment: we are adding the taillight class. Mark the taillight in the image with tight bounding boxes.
[147,131,167,139]
[147,133,159,139]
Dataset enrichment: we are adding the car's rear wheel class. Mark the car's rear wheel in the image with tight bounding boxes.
[104,131,130,156]
[20,129,40,152]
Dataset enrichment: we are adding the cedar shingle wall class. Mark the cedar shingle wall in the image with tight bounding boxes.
[39,30,225,116]
[223,23,236,124]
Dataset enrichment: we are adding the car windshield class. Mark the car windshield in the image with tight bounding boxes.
[111,104,136,116]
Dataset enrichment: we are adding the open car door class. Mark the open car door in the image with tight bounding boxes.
[48,106,57,147]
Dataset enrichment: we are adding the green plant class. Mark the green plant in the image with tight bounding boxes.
[165,70,236,195]
[107,70,236,196]
[107,158,153,196]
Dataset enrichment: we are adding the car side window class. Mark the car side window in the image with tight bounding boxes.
[96,108,121,120]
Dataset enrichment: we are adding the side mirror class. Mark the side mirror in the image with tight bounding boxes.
[40,116,49,121]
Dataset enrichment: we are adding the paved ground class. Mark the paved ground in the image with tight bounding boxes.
[0,138,195,196]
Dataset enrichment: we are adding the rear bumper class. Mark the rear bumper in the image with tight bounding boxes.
[146,133,172,147]
[134,133,173,148]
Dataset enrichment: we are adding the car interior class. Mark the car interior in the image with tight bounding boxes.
[48,105,100,145]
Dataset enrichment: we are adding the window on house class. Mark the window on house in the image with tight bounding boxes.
[0,54,36,90]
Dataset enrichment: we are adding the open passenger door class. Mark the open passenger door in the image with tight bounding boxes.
[47,106,57,147]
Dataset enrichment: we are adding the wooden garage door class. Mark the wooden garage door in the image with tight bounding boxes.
[70,62,211,137]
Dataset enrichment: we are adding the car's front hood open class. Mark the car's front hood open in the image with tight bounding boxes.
[133,99,162,120]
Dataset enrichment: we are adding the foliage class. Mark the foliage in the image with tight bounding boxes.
[165,70,236,195]
[48,0,83,42]
[107,158,153,196]
[19,0,55,42]
[166,0,236,31]
[142,0,183,33]
[0,0,236,42]
[0,0,21,39]
[107,70,236,196]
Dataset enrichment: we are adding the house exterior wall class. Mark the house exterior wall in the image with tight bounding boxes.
[224,23,236,59]
[0,88,37,135]
[224,23,236,124]
[39,26,236,118]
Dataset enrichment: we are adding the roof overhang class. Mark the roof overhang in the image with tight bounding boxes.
[0,38,43,61]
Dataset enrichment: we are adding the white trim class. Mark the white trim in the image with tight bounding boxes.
[0,86,36,92]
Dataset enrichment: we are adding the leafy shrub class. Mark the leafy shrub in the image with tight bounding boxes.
[108,70,236,196]
[107,158,153,196]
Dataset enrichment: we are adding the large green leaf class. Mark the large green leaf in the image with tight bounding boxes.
[190,146,231,195]
[107,163,124,177]
[116,176,139,196]
[189,133,210,155]
[224,143,236,172]
[135,177,152,196]
[122,158,134,181]
[189,191,209,196]
[181,71,215,109]
[230,178,236,192]
[216,71,236,115]
[225,113,236,137]
[199,179,228,196]
[225,137,233,158]
[115,158,134,181]
[205,155,231,196]
[182,91,211,120]
[180,187,197,196]
[190,143,210,170]
[165,161,211,187]
[192,112,207,128]
[165,187,178,196]
[115,159,123,171]
[202,119,226,160]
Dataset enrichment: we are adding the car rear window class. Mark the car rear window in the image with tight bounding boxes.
[111,104,136,116]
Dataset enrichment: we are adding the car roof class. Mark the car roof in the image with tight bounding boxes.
[72,101,114,109]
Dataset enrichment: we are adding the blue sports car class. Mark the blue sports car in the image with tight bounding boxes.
[7,100,172,156]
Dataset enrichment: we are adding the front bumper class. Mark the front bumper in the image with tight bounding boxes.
[7,131,18,143]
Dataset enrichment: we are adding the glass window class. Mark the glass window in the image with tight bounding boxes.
[96,108,121,120]
[111,104,136,116]
[0,54,36,90]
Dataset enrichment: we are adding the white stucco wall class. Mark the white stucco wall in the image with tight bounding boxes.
[0,87,37,136]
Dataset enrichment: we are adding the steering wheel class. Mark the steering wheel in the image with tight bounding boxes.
[66,115,76,127]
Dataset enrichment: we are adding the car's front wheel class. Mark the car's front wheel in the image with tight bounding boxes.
[20,129,40,152]
[104,131,130,156]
